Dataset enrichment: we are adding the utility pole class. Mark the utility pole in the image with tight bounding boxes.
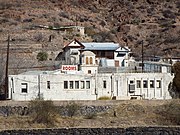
[5,35,10,99]
[141,40,144,73]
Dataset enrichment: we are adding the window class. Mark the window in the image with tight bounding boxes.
[86,81,90,89]
[143,80,148,88]
[47,81,50,89]
[103,80,106,88]
[81,81,85,89]
[70,81,74,89]
[130,80,134,84]
[137,80,141,88]
[150,80,154,88]
[64,81,68,89]
[90,57,93,64]
[88,70,91,74]
[75,81,79,89]
[21,83,28,93]
[86,57,89,64]
[156,80,161,88]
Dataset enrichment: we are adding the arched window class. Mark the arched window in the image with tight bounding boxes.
[90,57,93,64]
[86,57,89,64]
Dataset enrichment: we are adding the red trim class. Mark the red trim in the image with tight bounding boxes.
[63,39,85,49]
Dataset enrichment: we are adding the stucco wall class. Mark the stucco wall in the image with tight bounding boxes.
[9,72,173,101]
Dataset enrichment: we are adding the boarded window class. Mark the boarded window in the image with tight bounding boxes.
[129,84,135,93]
[86,81,90,89]
[47,81,50,89]
[21,83,28,93]
[137,80,141,88]
[75,81,79,89]
[115,61,119,67]
[64,81,68,89]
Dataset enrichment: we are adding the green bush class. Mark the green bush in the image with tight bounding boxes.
[37,52,48,61]
[66,102,80,117]
[98,96,111,100]
[28,99,57,126]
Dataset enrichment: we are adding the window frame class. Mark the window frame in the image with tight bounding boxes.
[75,81,79,89]
[136,80,141,88]
[69,81,74,89]
[103,80,107,89]
[156,80,161,88]
[81,81,85,89]
[64,81,68,89]
[47,81,50,89]
[143,80,148,88]
[21,83,28,93]
[150,80,154,88]
[86,81,90,89]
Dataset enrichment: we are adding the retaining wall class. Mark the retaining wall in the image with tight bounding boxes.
[0,127,180,135]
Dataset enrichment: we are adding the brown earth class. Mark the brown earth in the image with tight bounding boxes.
[0,0,180,57]
[0,100,179,130]
[0,0,180,81]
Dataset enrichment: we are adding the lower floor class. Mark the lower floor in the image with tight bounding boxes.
[8,72,173,101]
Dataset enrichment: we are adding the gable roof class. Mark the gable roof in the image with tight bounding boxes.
[81,42,120,51]
[63,39,84,49]
[115,46,130,52]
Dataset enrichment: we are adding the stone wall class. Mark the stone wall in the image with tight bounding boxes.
[0,127,180,135]
[0,105,112,117]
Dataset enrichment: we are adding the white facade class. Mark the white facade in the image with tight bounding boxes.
[7,40,173,101]
[114,46,131,67]
[8,71,173,101]
[8,72,96,101]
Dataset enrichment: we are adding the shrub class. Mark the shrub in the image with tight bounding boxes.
[66,102,80,117]
[34,33,43,42]
[28,99,57,126]
[37,52,48,61]
[85,27,97,36]
[98,96,111,100]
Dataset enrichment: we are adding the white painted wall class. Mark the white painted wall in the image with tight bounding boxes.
[9,74,97,101]
[8,72,173,101]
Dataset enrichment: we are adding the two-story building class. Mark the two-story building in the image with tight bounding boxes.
[7,39,173,101]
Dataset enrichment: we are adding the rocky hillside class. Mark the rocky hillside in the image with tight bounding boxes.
[0,0,180,58]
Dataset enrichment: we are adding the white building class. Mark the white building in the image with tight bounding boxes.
[8,40,173,101]
[8,70,173,101]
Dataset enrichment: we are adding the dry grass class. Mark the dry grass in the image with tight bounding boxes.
[0,100,179,130]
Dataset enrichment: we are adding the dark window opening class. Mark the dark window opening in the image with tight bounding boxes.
[21,83,28,93]
[64,81,68,89]
[143,80,148,88]
[103,80,107,88]
[47,81,50,89]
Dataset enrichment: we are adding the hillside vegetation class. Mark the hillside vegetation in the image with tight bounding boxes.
[0,0,180,57]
